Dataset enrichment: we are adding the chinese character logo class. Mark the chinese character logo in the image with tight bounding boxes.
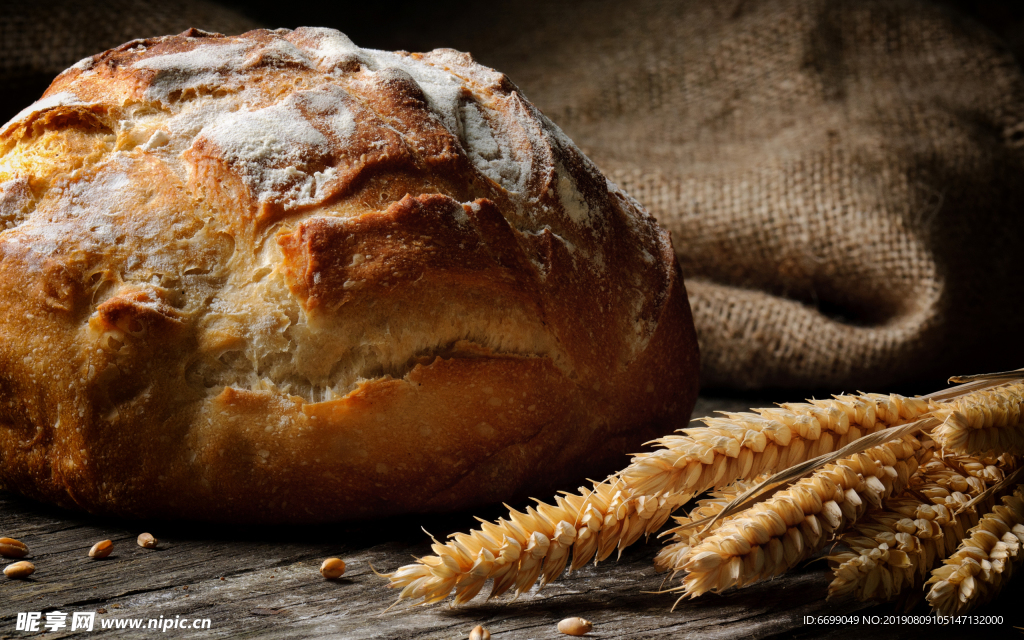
[15,612,40,632]
[71,612,96,631]
[16,610,96,633]
[44,612,67,632]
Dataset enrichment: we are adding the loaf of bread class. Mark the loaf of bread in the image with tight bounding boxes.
[0,27,699,522]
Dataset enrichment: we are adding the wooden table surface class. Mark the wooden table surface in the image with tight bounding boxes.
[1,396,1021,639]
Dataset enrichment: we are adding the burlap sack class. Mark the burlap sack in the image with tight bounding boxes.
[443,0,1024,389]
[3,0,1023,390]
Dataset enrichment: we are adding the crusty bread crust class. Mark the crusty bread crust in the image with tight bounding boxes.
[0,27,699,522]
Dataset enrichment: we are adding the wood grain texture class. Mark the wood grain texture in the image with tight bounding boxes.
[0,396,1020,638]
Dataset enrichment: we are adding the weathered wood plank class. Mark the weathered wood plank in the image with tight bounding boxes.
[1,396,1021,638]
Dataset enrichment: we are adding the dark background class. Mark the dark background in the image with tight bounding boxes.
[3,0,1024,126]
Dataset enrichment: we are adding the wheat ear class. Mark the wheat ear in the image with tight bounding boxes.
[665,434,926,598]
[622,393,932,498]
[826,456,1004,602]
[925,485,1024,615]
[385,477,691,605]
[931,382,1024,456]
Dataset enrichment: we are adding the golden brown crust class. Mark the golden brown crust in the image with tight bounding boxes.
[0,27,699,522]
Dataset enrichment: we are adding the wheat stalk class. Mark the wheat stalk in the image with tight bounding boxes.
[662,435,926,599]
[385,392,931,606]
[383,379,1024,609]
[925,484,1024,615]
[948,368,1024,384]
[931,382,1024,457]
[825,456,1007,602]
[621,394,932,498]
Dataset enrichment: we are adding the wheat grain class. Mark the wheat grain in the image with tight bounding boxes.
[0,537,28,559]
[826,456,1001,602]
[557,617,593,636]
[622,393,932,499]
[925,485,1024,615]
[320,558,346,579]
[88,540,113,559]
[931,382,1024,456]
[3,560,34,579]
[469,625,491,640]
[667,435,926,598]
